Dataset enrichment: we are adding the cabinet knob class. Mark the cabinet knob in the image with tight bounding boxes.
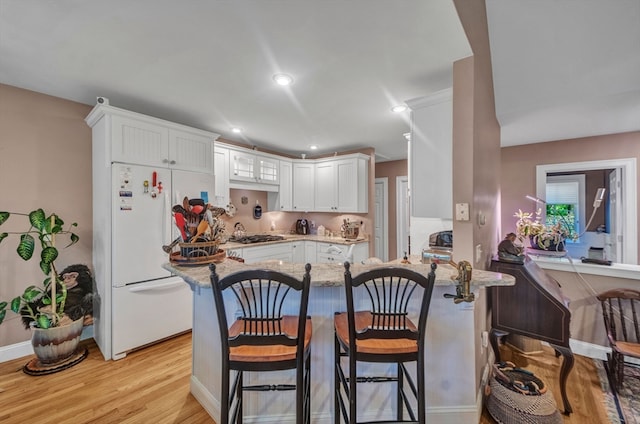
[162,159,169,164]
[170,160,176,165]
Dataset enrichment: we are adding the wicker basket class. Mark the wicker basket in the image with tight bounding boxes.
[486,364,562,424]
[179,240,219,258]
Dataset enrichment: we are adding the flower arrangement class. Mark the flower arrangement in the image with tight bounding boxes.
[514,208,573,251]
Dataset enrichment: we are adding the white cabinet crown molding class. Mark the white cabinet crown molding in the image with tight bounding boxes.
[85,104,220,140]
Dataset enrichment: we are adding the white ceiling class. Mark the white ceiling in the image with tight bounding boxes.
[487,0,640,147]
[1,1,638,161]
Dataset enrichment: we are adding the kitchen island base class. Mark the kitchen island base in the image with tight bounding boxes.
[188,286,492,423]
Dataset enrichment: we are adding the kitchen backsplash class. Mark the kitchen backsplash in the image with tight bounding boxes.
[219,189,371,238]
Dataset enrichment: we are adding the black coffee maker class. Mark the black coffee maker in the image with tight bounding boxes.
[296,219,310,235]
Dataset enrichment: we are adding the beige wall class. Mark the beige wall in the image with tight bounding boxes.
[0,84,93,345]
[454,0,502,396]
[500,131,640,254]
[375,160,407,260]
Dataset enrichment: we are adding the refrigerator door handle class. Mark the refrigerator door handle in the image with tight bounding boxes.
[128,280,185,292]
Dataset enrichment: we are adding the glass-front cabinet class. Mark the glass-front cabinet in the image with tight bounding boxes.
[229,148,279,185]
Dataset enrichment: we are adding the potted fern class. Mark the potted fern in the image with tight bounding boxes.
[0,208,87,367]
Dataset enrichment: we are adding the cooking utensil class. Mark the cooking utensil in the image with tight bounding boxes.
[172,204,187,215]
[162,236,181,253]
[191,219,210,242]
[183,196,191,212]
[174,212,188,241]
[189,198,205,207]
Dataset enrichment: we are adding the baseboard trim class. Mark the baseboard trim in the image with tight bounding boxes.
[568,338,640,365]
[0,325,94,363]
[0,340,33,363]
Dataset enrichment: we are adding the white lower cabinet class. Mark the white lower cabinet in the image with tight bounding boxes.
[234,240,368,265]
[304,241,317,264]
[240,243,293,264]
[291,241,305,263]
[316,242,369,264]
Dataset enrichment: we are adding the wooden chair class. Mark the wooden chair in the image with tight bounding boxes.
[210,263,312,424]
[334,262,437,424]
[596,288,640,391]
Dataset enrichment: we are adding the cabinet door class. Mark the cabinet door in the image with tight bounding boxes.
[314,161,337,212]
[291,242,305,263]
[336,158,368,213]
[293,162,315,211]
[230,150,257,182]
[256,154,279,185]
[168,129,214,173]
[111,115,169,167]
[351,242,370,263]
[269,160,292,211]
[213,145,230,208]
[241,243,293,264]
[304,241,317,264]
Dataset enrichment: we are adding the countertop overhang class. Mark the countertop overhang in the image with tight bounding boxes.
[163,255,515,289]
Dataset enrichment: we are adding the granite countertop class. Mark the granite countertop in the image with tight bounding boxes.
[163,255,515,289]
[221,234,369,250]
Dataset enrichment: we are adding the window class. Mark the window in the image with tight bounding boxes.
[546,175,584,240]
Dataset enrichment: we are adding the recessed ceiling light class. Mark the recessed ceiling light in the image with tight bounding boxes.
[231,127,243,133]
[391,105,408,113]
[273,73,294,86]
[309,145,318,150]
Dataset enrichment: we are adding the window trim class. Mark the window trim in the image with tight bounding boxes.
[536,158,637,265]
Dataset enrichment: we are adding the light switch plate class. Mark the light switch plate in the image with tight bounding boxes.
[455,203,470,221]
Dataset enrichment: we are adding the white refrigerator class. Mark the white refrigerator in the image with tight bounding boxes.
[96,163,213,360]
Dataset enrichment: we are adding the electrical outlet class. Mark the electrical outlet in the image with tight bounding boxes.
[455,203,469,221]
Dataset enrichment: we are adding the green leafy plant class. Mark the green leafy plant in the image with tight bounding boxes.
[0,209,79,328]
[514,208,574,250]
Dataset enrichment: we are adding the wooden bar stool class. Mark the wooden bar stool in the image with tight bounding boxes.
[334,262,437,424]
[210,263,312,424]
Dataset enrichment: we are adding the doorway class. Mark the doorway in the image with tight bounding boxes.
[374,178,389,262]
[396,176,409,258]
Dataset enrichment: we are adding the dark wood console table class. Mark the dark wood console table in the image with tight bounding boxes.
[489,257,574,414]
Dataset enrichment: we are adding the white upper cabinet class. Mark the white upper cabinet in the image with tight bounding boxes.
[86,105,218,173]
[407,88,452,219]
[314,155,369,213]
[268,159,293,212]
[314,160,336,212]
[229,148,279,185]
[213,143,230,208]
[168,129,215,173]
[292,161,315,212]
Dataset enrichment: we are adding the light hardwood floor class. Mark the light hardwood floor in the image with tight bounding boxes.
[0,332,611,423]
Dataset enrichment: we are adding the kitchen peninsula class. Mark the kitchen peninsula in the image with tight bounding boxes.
[165,256,514,423]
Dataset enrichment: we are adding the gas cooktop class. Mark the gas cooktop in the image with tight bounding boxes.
[228,234,285,244]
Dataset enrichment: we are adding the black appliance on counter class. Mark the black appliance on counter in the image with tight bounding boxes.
[421,230,453,263]
[429,230,452,248]
[296,219,310,235]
